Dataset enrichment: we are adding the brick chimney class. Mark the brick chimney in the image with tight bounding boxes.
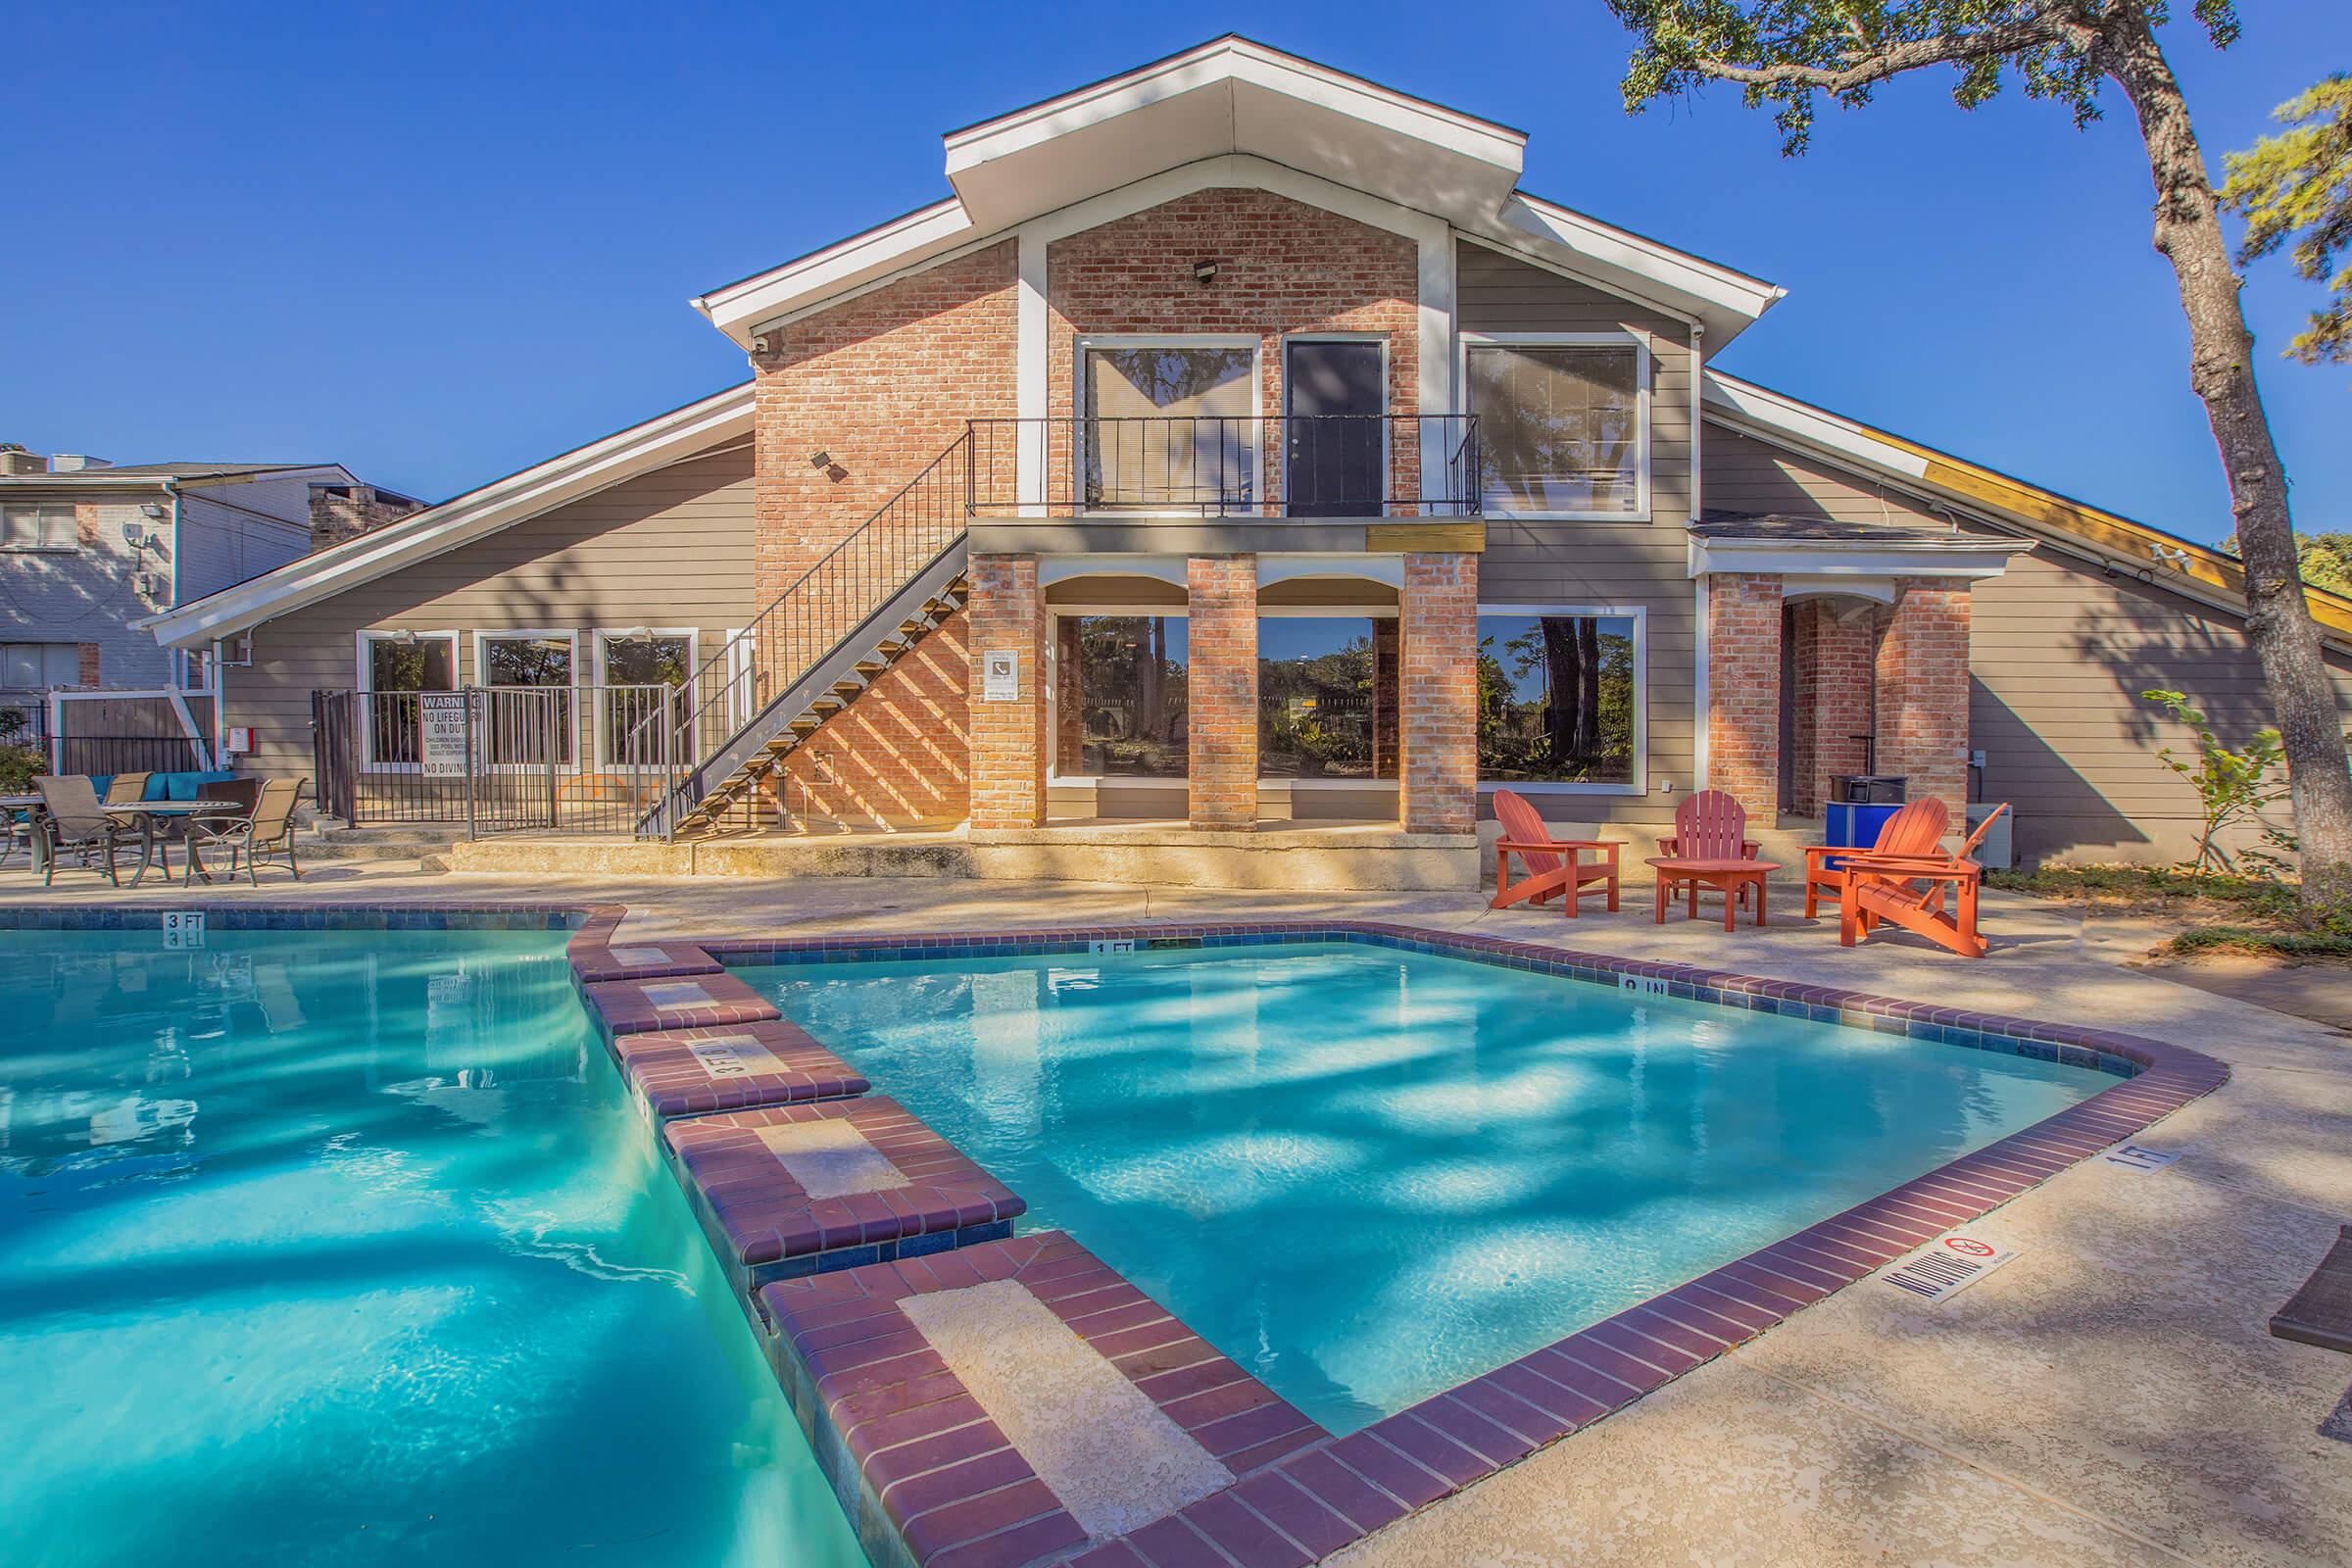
[0,445,45,476]
[309,482,423,552]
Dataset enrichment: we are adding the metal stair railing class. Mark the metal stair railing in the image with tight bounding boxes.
[630,432,972,839]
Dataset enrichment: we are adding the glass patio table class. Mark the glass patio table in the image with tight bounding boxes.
[102,801,249,886]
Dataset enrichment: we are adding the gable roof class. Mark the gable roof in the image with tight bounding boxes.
[693,35,1784,350]
[0,461,360,490]
[1699,370,2352,644]
[140,384,754,651]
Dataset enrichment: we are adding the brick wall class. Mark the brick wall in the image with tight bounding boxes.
[1705,572,1784,817]
[1876,579,1972,822]
[965,554,1046,829]
[753,239,1017,599]
[1399,553,1477,833]
[76,644,100,686]
[1187,556,1259,828]
[772,610,969,828]
[1787,600,1877,814]
[1047,190,1419,510]
[309,485,423,553]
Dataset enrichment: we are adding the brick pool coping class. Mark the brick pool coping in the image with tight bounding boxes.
[3,904,2234,1567]
[570,939,727,985]
[712,918,2231,1568]
[758,1231,1324,1568]
[613,1017,871,1119]
[663,1096,1027,1286]
[582,968,784,1035]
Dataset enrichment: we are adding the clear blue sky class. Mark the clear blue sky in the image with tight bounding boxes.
[6,1,2346,543]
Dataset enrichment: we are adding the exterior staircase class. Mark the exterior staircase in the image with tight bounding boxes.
[634,436,973,840]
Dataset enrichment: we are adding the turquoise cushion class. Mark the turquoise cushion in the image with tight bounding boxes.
[87,774,114,800]
[164,773,199,802]
[146,774,174,801]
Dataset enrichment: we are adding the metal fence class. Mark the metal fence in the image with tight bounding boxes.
[312,684,683,835]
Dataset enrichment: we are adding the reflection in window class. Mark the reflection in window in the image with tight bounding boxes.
[1083,345,1255,511]
[1465,343,1642,515]
[600,633,694,769]
[360,632,456,767]
[480,634,574,766]
[1066,616,1187,777]
[1258,617,1394,780]
[1477,612,1638,785]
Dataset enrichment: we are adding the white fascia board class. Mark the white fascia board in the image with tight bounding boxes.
[143,384,755,650]
[1700,371,1933,482]
[695,199,976,347]
[1687,535,2032,580]
[943,37,1524,187]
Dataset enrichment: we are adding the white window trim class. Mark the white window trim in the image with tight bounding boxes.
[1475,603,1648,797]
[354,628,460,773]
[592,626,700,772]
[1279,332,1392,515]
[1459,331,1652,523]
[1074,334,1265,519]
[1046,607,1187,786]
[472,629,583,775]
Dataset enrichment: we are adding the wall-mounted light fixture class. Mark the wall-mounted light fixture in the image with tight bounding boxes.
[808,451,833,470]
[1193,259,1219,285]
[139,502,166,519]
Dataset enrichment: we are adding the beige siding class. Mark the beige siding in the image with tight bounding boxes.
[1457,241,1700,824]
[225,441,755,775]
[1703,424,1932,525]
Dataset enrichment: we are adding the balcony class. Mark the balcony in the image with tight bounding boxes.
[965,415,1480,520]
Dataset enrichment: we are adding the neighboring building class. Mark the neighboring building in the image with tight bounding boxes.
[0,445,418,745]
[141,37,2352,867]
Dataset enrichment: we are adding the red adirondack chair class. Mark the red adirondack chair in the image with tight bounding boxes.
[1647,790,1778,930]
[1836,804,2011,958]
[1489,788,1622,917]
[1802,797,1950,919]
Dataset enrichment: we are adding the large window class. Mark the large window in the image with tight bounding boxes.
[1464,337,1646,518]
[2,504,78,551]
[1258,617,1393,780]
[477,631,577,767]
[597,629,696,770]
[1064,615,1188,777]
[1477,610,1642,788]
[1082,342,1256,511]
[1,642,78,691]
[356,630,458,768]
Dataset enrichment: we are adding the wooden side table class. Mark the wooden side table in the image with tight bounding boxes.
[1645,857,1783,932]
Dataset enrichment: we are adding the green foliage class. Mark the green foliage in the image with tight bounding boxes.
[2221,74,2352,365]
[1606,1,2238,156]
[2224,529,2352,593]
[2139,688,2288,879]
[2170,922,2352,957]
[0,743,40,794]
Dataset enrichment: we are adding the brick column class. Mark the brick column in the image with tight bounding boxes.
[966,554,1047,829]
[1704,572,1784,817]
[1399,553,1477,833]
[1787,600,1877,815]
[1371,617,1400,780]
[1875,578,1973,824]
[1187,556,1258,829]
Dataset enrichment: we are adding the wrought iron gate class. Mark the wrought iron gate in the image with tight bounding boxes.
[310,684,683,835]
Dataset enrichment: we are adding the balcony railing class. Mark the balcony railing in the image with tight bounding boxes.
[966,415,1480,519]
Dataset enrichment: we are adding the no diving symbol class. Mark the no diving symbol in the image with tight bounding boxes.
[1942,1237,1997,1257]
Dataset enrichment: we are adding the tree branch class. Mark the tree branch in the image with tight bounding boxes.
[1684,17,2080,98]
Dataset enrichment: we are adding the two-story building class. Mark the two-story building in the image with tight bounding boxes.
[138,38,2352,875]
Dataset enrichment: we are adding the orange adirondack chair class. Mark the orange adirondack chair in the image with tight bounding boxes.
[1490,788,1622,917]
[1802,797,1950,919]
[1649,790,1775,928]
[1837,804,2011,957]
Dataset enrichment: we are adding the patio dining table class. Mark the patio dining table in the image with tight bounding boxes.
[1,796,39,872]
[102,800,250,886]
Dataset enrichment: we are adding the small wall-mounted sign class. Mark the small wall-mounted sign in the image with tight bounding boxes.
[162,910,206,950]
[1089,939,1137,956]
[222,726,253,756]
[1881,1233,2018,1303]
[418,693,468,776]
[1619,974,1671,998]
[982,650,1020,703]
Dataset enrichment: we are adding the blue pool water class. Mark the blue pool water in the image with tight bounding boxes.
[746,941,2106,1434]
[0,929,863,1568]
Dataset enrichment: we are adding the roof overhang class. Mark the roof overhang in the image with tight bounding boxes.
[694,37,1782,351]
[1688,532,2031,582]
[139,384,754,651]
[1699,369,2352,645]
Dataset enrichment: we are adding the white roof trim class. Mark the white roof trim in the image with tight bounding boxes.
[140,384,755,651]
[1688,534,2030,580]
[1701,371,1933,481]
[1492,196,1784,337]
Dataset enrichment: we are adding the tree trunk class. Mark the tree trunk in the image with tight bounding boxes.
[1576,618,1603,759]
[1543,617,1583,765]
[2105,8,2352,920]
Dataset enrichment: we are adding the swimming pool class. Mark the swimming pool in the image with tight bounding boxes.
[0,927,863,1568]
[742,939,2111,1434]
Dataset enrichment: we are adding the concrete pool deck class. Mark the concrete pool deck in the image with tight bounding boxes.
[5,862,2348,1566]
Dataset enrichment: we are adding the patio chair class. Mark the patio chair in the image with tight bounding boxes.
[1648,789,1771,928]
[191,777,304,885]
[1489,788,1621,917]
[1835,804,2011,958]
[34,774,136,887]
[103,771,152,806]
[1802,797,1950,919]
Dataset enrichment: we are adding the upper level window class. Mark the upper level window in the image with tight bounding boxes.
[1082,341,1256,511]
[1,504,77,550]
[1,642,78,691]
[1464,336,1648,519]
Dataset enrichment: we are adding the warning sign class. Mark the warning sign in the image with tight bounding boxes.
[419,693,469,776]
[1880,1234,2018,1302]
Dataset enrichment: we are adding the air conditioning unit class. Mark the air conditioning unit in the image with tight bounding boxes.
[135,570,171,601]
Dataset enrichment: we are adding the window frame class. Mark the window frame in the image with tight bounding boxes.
[1,502,81,553]
[353,628,461,773]
[1073,333,1264,517]
[1457,331,1652,523]
[1046,606,1191,786]
[1474,603,1648,797]
[1,641,79,692]
[473,628,582,774]
[591,626,700,773]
